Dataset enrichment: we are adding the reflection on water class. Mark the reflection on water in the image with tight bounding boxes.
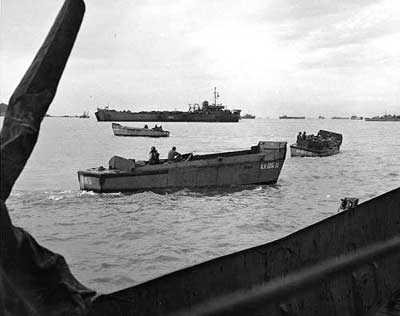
[4,117,400,293]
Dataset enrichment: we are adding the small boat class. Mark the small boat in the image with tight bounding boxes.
[318,115,325,119]
[241,113,256,119]
[112,123,170,137]
[350,115,363,120]
[331,116,349,119]
[279,115,305,119]
[78,141,287,193]
[79,111,90,118]
[290,130,342,157]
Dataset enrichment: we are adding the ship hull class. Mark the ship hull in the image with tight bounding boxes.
[112,123,169,137]
[95,109,240,122]
[78,141,287,193]
[365,118,400,121]
[290,145,340,157]
[279,116,305,119]
[88,188,400,316]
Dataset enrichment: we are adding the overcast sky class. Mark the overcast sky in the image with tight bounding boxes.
[1,0,400,117]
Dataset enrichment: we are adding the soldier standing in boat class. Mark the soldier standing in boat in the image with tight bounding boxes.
[297,132,302,145]
[149,146,160,164]
[168,146,181,161]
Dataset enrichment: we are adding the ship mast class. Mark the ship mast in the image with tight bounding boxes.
[214,87,219,106]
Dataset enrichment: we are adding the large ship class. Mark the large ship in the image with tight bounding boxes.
[95,88,241,122]
[365,114,400,121]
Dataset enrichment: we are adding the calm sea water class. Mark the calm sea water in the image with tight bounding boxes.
[3,117,400,293]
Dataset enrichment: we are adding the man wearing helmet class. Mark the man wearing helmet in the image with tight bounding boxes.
[168,146,181,162]
[149,146,160,164]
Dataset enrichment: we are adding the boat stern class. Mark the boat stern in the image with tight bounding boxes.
[258,141,287,160]
[258,141,287,150]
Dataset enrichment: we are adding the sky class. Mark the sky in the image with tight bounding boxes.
[1,0,400,117]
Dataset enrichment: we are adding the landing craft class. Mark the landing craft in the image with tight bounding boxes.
[290,130,343,157]
[78,141,287,193]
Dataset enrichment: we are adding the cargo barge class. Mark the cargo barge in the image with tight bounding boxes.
[95,88,241,122]
[78,141,287,193]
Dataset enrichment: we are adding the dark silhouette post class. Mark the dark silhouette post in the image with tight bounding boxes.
[0,1,96,315]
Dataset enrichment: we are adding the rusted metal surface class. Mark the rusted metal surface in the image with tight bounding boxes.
[88,187,400,315]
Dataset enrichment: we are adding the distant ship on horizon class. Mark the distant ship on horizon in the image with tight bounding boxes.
[365,114,400,121]
[95,88,241,123]
[241,113,256,119]
[279,115,305,119]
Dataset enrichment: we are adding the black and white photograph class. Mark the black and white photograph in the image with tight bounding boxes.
[1,0,400,315]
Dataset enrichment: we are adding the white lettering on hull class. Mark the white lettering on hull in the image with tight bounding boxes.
[260,162,280,170]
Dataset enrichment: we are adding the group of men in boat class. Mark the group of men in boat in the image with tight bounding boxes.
[144,124,163,131]
[149,146,183,164]
[296,131,338,150]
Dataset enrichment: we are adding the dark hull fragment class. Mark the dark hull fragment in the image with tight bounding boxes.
[88,187,400,316]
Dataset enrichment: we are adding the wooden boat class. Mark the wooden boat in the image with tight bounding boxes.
[291,130,342,157]
[77,141,287,193]
[112,123,170,137]
[87,187,400,316]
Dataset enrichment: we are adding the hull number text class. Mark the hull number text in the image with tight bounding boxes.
[260,162,280,170]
